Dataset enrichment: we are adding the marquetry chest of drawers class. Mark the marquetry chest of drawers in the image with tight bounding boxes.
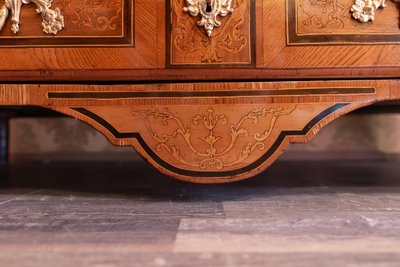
[0,0,399,183]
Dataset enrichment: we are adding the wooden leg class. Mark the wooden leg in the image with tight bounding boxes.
[0,116,9,165]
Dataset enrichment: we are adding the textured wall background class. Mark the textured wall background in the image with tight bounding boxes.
[8,113,400,161]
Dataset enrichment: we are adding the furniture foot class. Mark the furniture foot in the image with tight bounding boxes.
[0,115,9,166]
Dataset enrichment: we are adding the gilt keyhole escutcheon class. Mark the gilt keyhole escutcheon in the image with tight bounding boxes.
[183,0,234,37]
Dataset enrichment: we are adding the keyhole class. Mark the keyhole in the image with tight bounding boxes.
[206,0,212,12]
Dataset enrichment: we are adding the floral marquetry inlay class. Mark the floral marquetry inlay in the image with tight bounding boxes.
[69,0,123,31]
[297,0,352,30]
[131,106,296,171]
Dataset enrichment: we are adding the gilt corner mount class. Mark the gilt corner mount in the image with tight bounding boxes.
[0,0,64,35]
[351,0,400,23]
[183,0,234,37]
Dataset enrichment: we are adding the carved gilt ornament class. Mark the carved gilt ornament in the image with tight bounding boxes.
[0,0,64,35]
[351,0,400,23]
[183,0,234,37]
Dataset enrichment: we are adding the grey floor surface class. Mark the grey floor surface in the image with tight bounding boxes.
[0,159,400,267]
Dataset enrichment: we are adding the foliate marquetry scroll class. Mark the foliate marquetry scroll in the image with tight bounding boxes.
[183,0,233,37]
[71,0,123,32]
[297,0,350,30]
[0,0,64,34]
[351,0,400,23]
[131,106,295,170]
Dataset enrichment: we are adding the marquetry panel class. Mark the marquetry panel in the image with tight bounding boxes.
[168,0,255,66]
[66,103,332,177]
[0,0,165,74]
[287,0,400,44]
[260,1,400,73]
[0,0,133,46]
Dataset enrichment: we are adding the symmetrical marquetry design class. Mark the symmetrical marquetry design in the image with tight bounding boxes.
[61,102,361,182]
[169,0,253,65]
[63,102,345,182]
[183,0,234,37]
[131,106,295,170]
[0,0,133,47]
[0,0,64,34]
[288,0,400,44]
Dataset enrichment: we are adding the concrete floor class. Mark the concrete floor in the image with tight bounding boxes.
[1,159,400,266]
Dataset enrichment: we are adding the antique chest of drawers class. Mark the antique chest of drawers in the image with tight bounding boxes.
[0,0,400,183]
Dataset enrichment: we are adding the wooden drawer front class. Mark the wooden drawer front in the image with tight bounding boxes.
[287,0,400,44]
[168,0,255,66]
[262,1,400,72]
[0,0,133,46]
[0,0,165,72]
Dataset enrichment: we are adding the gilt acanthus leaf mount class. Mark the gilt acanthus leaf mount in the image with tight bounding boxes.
[351,0,400,23]
[183,0,234,37]
[0,0,64,35]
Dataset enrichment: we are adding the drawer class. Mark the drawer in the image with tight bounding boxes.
[0,0,165,78]
[0,0,399,80]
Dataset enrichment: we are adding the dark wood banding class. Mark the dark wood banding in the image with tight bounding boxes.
[48,88,376,99]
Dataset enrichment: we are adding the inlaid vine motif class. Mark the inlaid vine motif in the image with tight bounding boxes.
[69,0,122,31]
[131,106,296,170]
[172,0,248,63]
[298,0,353,30]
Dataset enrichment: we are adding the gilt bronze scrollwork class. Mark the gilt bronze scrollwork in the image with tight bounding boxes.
[351,0,400,23]
[0,0,64,35]
[183,0,234,37]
